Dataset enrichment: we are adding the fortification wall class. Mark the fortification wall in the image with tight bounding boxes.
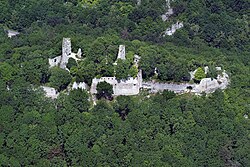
[49,56,62,68]
[60,38,71,69]
[90,71,142,96]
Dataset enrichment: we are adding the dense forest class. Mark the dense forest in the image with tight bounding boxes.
[0,0,249,166]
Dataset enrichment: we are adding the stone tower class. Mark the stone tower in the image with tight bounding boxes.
[60,38,71,69]
[117,45,126,60]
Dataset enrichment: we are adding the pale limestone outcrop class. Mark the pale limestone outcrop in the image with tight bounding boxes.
[216,71,229,89]
[189,67,229,94]
[192,78,219,93]
[41,86,59,99]
[164,21,184,36]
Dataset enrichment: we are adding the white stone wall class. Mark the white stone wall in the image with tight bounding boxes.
[193,78,219,93]
[90,70,142,96]
[48,56,62,68]
[77,48,82,58]
[117,45,126,60]
[191,71,230,94]
[164,22,184,36]
[72,82,87,90]
[48,38,82,69]
[7,30,19,38]
[60,38,71,69]
[41,86,59,99]
[90,44,142,96]
[134,55,141,67]
[90,77,117,94]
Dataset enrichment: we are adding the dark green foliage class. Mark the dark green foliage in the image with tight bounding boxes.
[68,89,90,112]
[207,65,219,79]
[115,59,130,80]
[96,81,113,100]
[49,67,72,91]
[21,58,49,84]
[66,57,77,70]
[114,96,134,120]
[162,90,176,101]
[0,0,249,166]
[76,60,97,85]
[0,62,16,83]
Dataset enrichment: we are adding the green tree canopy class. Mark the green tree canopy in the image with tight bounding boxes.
[67,89,90,113]
[194,67,206,81]
[49,67,72,91]
[96,81,113,100]
[115,59,130,80]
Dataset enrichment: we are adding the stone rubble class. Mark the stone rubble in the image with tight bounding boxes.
[41,86,59,99]
[163,21,184,36]
[161,0,174,21]
[6,30,20,38]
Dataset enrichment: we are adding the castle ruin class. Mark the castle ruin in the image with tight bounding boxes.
[90,45,142,96]
[44,38,229,99]
[48,38,82,70]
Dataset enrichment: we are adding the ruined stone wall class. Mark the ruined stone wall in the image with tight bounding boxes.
[60,38,71,69]
[90,71,142,96]
[41,86,59,99]
[164,22,184,36]
[72,82,87,90]
[114,81,140,95]
[48,56,62,68]
[90,77,117,94]
[117,45,126,60]
[161,0,174,21]
[7,30,20,38]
